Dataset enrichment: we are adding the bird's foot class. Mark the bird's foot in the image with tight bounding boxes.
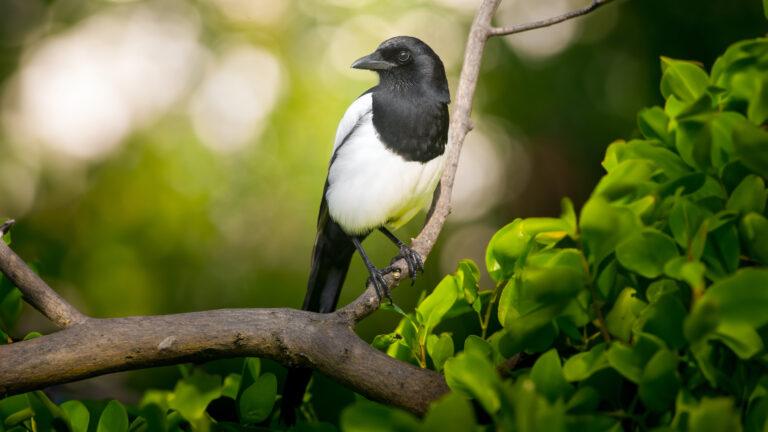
[367,267,393,305]
[389,244,424,285]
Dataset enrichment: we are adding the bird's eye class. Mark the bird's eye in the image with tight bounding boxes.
[396,50,411,64]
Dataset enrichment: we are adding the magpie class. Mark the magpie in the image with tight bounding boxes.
[280,36,450,425]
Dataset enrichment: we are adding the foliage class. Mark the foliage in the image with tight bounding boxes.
[344,34,768,431]
[3,21,768,432]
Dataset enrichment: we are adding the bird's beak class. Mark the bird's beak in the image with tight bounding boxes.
[350,51,394,70]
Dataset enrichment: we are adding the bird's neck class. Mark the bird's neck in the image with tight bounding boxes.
[371,85,450,163]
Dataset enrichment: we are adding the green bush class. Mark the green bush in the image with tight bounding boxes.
[2,28,768,432]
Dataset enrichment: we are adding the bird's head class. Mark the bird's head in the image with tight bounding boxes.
[351,36,449,103]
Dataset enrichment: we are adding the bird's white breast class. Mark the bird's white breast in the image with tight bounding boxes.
[325,94,446,235]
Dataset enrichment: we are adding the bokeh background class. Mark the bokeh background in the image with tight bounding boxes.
[0,0,765,415]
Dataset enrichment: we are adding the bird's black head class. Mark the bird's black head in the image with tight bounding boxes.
[351,36,450,103]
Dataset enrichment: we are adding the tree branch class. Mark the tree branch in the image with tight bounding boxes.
[0,223,88,329]
[0,0,616,416]
[0,309,448,415]
[488,0,614,36]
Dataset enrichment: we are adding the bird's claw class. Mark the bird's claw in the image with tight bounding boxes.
[367,267,393,305]
[390,245,424,285]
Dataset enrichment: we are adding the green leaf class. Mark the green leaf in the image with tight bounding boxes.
[593,159,656,201]
[746,397,768,432]
[340,401,419,432]
[605,287,646,342]
[387,314,418,362]
[677,119,713,173]
[580,196,640,267]
[486,219,526,282]
[60,401,89,432]
[615,228,679,278]
[726,174,766,214]
[732,119,768,178]
[646,279,679,303]
[422,393,476,432]
[563,343,610,382]
[168,368,222,422]
[221,373,242,400]
[664,256,706,290]
[564,386,601,415]
[638,349,680,412]
[607,333,663,383]
[498,265,584,332]
[715,321,764,359]
[416,274,460,332]
[668,197,708,248]
[456,259,479,305]
[238,357,261,401]
[613,139,691,179]
[444,350,501,414]
[0,394,31,427]
[638,107,671,144]
[688,397,742,432]
[560,198,577,238]
[660,57,710,102]
[238,373,277,423]
[531,349,574,402]
[740,212,768,264]
[641,294,687,349]
[426,333,453,372]
[702,268,768,329]
[138,403,166,432]
[97,400,128,432]
[485,217,572,282]
[23,332,42,340]
[684,297,719,343]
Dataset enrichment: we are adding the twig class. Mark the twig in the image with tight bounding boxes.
[496,353,523,379]
[0,219,15,235]
[489,0,614,36]
[0,229,88,329]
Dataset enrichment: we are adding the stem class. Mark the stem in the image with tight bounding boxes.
[579,250,611,343]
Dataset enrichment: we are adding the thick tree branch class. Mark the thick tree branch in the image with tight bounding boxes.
[0,309,448,415]
[0,0,615,416]
[0,222,88,329]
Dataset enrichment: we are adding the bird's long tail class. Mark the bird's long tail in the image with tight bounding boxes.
[280,201,356,425]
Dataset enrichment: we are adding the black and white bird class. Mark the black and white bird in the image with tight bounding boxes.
[280,36,450,424]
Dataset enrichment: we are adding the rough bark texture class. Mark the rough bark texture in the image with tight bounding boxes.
[0,309,448,414]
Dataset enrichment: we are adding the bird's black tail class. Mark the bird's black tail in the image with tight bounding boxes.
[280,198,357,425]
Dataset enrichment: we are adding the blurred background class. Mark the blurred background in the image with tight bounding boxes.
[0,0,765,415]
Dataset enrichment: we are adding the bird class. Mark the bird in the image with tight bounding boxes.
[280,35,450,425]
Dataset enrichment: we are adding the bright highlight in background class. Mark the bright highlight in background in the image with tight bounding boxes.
[3,4,202,161]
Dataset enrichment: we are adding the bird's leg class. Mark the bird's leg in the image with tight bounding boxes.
[378,227,424,285]
[351,236,392,304]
